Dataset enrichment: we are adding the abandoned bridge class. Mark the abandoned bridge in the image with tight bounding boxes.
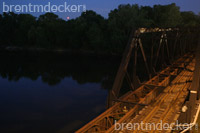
[76,28,200,133]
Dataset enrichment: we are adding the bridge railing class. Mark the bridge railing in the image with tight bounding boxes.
[76,27,200,133]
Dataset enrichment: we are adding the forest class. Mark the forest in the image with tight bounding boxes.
[0,3,200,54]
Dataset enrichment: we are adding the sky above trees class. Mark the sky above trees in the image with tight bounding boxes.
[0,0,200,19]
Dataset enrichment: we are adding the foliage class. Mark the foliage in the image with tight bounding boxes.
[0,3,199,54]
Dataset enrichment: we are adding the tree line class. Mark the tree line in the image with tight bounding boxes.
[0,3,199,54]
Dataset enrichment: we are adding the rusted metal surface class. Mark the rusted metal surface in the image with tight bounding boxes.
[110,28,197,101]
[186,36,200,125]
[115,59,195,133]
[76,28,200,133]
[76,55,193,133]
[111,28,179,99]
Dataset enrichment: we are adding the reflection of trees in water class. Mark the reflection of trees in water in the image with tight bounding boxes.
[0,51,120,89]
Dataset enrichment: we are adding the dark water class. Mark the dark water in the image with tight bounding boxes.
[0,51,120,133]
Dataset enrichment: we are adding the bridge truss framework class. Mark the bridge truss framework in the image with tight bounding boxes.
[76,27,200,133]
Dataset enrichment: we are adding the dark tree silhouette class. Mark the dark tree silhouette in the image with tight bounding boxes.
[0,3,199,54]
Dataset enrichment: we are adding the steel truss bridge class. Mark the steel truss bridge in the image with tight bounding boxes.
[76,27,200,133]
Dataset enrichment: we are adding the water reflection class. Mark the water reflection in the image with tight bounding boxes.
[0,51,120,88]
[0,51,120,133]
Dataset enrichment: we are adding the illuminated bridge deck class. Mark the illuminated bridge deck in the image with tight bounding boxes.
[119,59,195,133]
[76,28,200,133]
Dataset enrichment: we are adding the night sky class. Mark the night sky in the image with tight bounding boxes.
[0,0,200,20]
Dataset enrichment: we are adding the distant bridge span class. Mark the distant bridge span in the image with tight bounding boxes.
[76,28,200,133]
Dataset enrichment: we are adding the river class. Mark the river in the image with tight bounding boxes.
[0,51,121,133]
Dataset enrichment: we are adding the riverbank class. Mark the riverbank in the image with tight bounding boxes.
[0,46,122,57]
